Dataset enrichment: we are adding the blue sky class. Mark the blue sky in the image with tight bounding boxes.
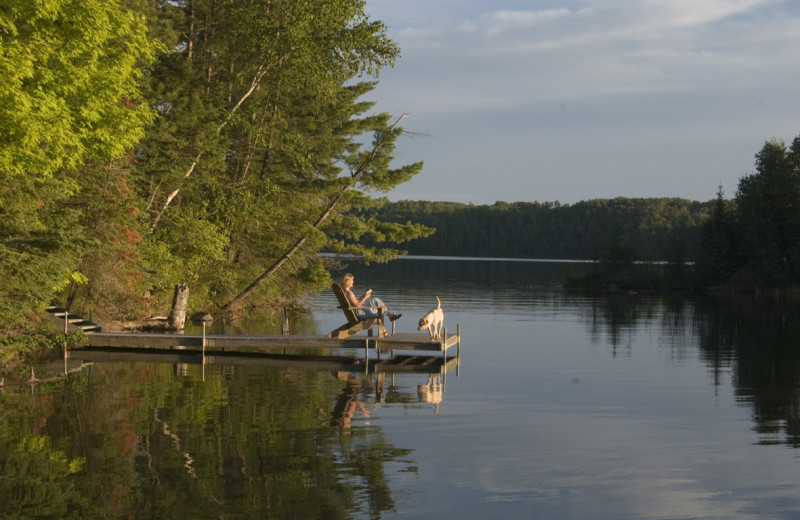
[363,0,800,205]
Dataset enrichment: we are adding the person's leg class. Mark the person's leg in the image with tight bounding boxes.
[371,297,401,321]
[356,308,378,319]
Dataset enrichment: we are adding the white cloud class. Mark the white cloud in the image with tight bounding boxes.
[484,8,572,33]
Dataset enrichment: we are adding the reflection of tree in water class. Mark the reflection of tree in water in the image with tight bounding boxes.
[0,362,419,518]
[0,383,88,519]
[569,292,656,356]
[695,296,800,447]
[329,372,415,517]
[571,291,800,447]
[691,296,739,386]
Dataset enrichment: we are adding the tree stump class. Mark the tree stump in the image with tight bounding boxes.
[168,284,189,331]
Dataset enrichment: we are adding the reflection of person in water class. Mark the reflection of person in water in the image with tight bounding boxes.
[417,374,443,414]
[331,379,372,429]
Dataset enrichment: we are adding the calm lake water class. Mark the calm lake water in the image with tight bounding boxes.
[4,257,800,519]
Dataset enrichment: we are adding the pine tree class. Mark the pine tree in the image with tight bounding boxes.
[131,0,429,313]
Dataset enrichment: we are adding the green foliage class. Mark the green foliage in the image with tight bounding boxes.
[1,0,427,341]
[0,0,162,334]
[703,135,800,289]
[0,321,84,365]
[132,0,426,311]
[0,174,89,325]
[0,0,159,177]
[696,186,738,286]
[0,0,436,358]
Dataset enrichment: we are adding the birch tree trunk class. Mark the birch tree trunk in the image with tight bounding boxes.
[168,284,190,331]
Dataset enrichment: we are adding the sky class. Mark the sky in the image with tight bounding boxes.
[362,0,800,205]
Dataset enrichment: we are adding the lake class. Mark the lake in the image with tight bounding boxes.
[4,257,800,519]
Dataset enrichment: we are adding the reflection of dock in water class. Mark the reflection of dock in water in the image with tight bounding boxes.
[333,363,449,424]
[69,348,458,412]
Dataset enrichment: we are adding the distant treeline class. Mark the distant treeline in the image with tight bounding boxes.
[375,134,800,293]
[373,198,712,262]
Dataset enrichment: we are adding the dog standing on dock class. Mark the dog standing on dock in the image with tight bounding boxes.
[418,297,444,340]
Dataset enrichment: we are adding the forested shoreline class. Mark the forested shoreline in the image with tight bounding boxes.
[372,197,711,262]
[0,1,432,361]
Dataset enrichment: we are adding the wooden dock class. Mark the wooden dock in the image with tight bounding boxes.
[76,327,461,359]
[66,348,460,376]
[49,306,461,362]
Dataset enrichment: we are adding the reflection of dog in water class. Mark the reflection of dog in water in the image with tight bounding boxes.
[418,297,444,340]
[418,374,442,413]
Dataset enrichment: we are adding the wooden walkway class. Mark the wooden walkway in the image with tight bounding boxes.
[44,306,102,333]
[76,327,461,359]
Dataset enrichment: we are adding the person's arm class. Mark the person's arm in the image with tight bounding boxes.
[346,288,371,306]
[360,288,373,305]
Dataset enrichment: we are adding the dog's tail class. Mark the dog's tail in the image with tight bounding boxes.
[436,296,441,308]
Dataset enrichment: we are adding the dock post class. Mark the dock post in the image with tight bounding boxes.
[202,322,207,382]
[457,323,461,358]
[63,337,68,375]
[365,338,369,373]
[457,323,461,376]
[63,310,69,334]
[442,327,447,362]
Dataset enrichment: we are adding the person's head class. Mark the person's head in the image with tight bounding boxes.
[340,273,354,289]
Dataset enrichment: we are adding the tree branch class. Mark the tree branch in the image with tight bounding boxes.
[150,65,268,231]
[220,114,406,310]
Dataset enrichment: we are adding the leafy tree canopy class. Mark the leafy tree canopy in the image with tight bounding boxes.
[0,0,162,340]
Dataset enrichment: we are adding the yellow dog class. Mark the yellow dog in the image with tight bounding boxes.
[417,297,444,340]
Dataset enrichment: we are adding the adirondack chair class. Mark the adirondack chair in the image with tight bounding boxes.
[328,283,388,339]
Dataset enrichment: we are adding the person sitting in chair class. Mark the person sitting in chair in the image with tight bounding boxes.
[340,273,402,321]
